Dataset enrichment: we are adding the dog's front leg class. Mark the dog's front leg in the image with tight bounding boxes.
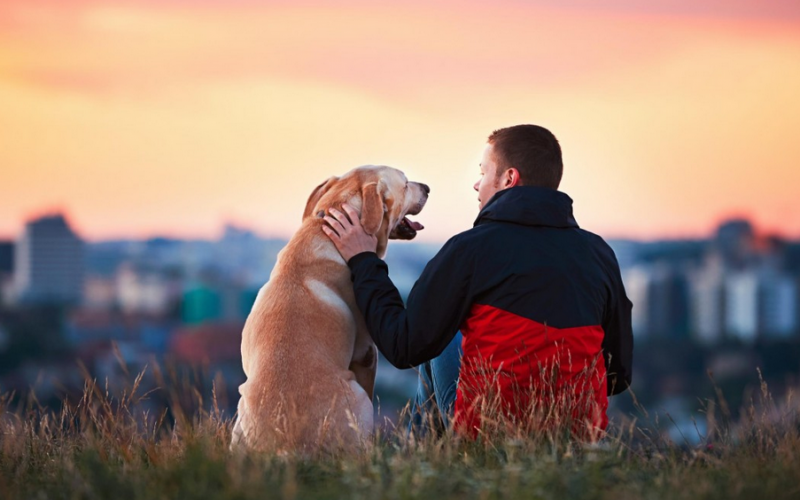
[348,342,377,401]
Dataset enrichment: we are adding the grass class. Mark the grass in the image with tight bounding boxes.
[1,365,799,500]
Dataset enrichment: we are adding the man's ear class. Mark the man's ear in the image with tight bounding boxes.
[360,182,384,235]
[303,176,337,220]
[504,167,520,188]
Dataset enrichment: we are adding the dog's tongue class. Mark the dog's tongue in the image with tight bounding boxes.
[404,217,424,231]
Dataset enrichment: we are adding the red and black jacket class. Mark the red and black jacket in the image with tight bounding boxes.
[348,186,633,434]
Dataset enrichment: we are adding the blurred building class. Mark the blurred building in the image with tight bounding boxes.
[622,264,689,339]
[684,221,800,344]
[724,269,798,342]
[214,224,283,289]
[607,240,642,270]
[688,257,727,345]
[116,263,182,317]
[83,276,117,311]
[759,271,797,338]
[0,241,12,275]
[622,266,649,338]
[0,240,13,306]
[13,214,85,304]
[715,219,755,270]
[181,282,259,324]
[725,271,759,342]
[182,284,223,324]
[65,307,177,355]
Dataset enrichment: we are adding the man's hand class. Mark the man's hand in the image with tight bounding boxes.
[322,204,378,262]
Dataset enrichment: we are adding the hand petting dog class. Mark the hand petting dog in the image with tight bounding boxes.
[322,204,378,262]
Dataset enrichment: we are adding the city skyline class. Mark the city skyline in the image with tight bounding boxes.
[1,207,798,245]
[2,1,800,241]
[4,210,799,347]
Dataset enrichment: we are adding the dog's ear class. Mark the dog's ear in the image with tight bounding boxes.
[303,177,337,220]
[360,182,385,235]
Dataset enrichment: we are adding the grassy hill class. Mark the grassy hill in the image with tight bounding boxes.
[1,370,798,500]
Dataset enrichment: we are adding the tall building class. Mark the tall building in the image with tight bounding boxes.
[715,219,755,269]
[622,266,651,339]
[725,271,759,342]
[622,264,689,339]
[0,241,13,275]
[0,240,14,306]
[759,272,797,338]
[14,214,85,304]
[722,268,798,342]
[688,258,727,345]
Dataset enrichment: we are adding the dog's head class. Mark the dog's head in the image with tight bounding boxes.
[303,165,429,256]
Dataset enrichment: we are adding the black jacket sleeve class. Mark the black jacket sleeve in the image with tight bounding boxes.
[600,248,634,396]
[347,237,474,369]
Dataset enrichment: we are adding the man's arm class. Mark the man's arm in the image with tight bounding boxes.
[347,238,474,368]
[322,204,473,368]
[601,250,634,396]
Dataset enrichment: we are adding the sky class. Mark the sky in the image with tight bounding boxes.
[1,0,799,243]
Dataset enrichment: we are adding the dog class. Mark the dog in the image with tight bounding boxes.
[231,165,429,453]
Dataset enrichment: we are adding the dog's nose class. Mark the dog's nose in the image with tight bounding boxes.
[419,183,430,195]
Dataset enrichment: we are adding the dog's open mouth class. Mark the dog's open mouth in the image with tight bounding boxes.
[389,187,428,241]
[402,216,424,235]
[391,214,424,240]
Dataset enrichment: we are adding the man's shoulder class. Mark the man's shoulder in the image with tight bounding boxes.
[576,227,610,247]
[442,224,495,248]
[427,226,490,262]
[574,228,622,267]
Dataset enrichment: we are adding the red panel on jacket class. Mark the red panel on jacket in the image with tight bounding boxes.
[455,304,608,439]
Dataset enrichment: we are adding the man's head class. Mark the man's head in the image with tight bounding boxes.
[473,124,563,209]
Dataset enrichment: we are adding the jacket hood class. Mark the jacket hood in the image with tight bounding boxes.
[474,186,578,229]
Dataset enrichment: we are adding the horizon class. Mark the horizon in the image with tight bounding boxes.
[0,208,789,246]
[2,0,800,242]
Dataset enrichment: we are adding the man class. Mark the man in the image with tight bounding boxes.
[322,124,633,437]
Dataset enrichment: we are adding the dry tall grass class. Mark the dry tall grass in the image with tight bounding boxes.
[0,363,798,500]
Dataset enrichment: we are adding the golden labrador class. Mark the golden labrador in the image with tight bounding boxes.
[232,165,428,453]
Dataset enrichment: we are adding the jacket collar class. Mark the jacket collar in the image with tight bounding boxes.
[473,186,579,229]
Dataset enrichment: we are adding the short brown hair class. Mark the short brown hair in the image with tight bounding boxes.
[488,124,563,189]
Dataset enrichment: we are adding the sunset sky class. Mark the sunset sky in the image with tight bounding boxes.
[1,0,799,243]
